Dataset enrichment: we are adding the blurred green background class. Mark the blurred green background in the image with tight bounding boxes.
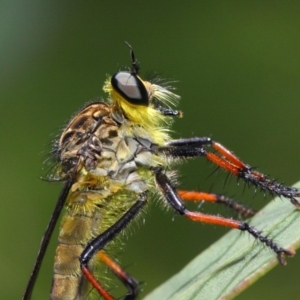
[2,1,300,299]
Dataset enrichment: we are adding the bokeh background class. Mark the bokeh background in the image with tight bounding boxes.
[2,1,300,299]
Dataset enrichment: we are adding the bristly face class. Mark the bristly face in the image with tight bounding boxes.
[103,69,180,138]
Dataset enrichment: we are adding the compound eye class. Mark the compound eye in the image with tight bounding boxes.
[111,71,149,106]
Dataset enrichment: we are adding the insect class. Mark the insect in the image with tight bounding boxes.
[23,43,300,300]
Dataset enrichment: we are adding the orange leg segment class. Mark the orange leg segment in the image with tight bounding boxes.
[206,152,240,175]
[81,265,114,300]
[184,211,240,228]
[212,142,247,169]
[178,190,255,217]
[98,251,139,295]
[178,190,218,202]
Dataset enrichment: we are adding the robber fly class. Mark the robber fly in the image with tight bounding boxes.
[23,43,299,300]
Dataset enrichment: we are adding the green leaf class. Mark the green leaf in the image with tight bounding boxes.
[144,182,300,300]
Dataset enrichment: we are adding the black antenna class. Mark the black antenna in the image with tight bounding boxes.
[125,41,140,74]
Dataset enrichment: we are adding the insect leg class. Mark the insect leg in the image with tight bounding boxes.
[97,251,139,300]
[153,168,294,266]
[80,192,147,300]
[178,190,256,217]
[23,179,74,300]
[159,137,300,207]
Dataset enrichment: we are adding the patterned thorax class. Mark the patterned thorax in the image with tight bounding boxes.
[57,101,163,195]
